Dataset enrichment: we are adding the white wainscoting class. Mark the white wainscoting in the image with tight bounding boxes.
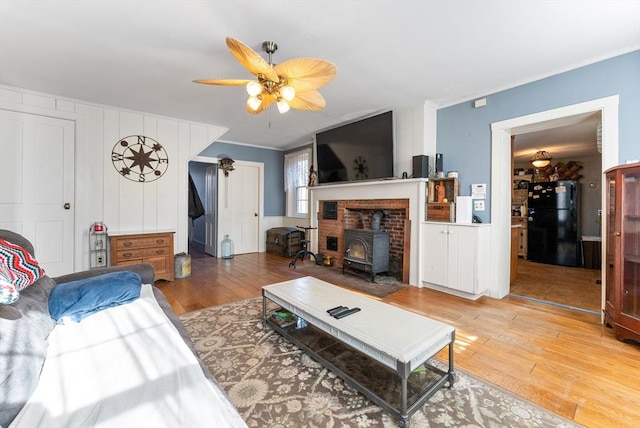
[1,84,228,272]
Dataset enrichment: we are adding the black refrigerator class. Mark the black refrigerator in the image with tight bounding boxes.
[527,180,580,267]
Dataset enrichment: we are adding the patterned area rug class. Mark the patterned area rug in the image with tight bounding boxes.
[180,298,577,428]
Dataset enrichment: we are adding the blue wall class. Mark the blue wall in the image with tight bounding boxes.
[198,142,284,216]
[437,50,640,221]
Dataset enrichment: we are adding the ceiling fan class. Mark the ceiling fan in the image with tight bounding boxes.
[194,37,337,114]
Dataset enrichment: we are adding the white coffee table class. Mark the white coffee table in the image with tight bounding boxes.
[262,276,455,427]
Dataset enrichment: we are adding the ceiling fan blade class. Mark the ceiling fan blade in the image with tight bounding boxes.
[226,37,279,82]
[193,78,251,86]
[274,58,337,92]
[288,89,326,111]
[247,93,276,115]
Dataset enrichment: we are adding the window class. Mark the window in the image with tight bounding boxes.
[295,185,308,215]
[284,148,311,217]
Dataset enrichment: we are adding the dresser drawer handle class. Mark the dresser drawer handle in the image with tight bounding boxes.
[156,239,164,244]
[123,252,133,258]
[156,249,165,255]
[123,242,133,247]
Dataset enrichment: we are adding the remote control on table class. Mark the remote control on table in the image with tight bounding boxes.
[327,306,346,315]
[329,307,351,317]
[334,307,361,319]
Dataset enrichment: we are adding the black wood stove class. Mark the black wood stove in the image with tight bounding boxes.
[343,228,390,281]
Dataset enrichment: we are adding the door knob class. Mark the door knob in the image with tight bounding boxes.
[64,203,71,210]
[254,213,258,217]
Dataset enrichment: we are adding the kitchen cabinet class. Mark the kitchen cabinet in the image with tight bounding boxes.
[422,222,490,298]
[511,187,529,258]
[604,162,640,343]
[513,174,533,184]
[110,231,175,282]
[512,188,528,208]
[511,225,520,283]
[512,180,530,216]
[511,216,528,258]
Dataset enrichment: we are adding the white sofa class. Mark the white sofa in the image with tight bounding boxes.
[0,230,246,428]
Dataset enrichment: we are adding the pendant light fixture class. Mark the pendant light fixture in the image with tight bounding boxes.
[531,150,552,168]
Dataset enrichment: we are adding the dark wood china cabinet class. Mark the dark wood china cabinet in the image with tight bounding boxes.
[604,162,640,343]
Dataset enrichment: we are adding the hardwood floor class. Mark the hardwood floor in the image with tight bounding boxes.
[157,252,640,428]
[510,259,602,313]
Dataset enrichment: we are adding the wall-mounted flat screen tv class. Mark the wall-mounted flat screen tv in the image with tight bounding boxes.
[315,111,394,184]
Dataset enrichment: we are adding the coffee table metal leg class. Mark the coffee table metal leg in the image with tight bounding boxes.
[400,376,409,427]
[261,293,267,329]
[448,330,456,387]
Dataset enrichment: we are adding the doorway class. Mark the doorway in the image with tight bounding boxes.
[509,114,602,313]
[188,156,264,260]
[188,161,216,257]
[489,96,619,318]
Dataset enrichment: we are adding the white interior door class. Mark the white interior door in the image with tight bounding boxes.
[217,163,260,255]
[0,109,75,276]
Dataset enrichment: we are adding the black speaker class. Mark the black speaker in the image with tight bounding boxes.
[435,153,444,173]
[412,155,429,178]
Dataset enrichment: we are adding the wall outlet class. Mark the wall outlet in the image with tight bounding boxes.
[474,200,485,211]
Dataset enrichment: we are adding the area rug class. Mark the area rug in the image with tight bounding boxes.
[180,298,578,428]
[289,260,404,298]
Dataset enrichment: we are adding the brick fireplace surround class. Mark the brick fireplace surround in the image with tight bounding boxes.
[309,179,429,287]
[318,199,410,283]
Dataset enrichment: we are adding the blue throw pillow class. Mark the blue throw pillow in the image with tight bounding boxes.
[48,271,142,323]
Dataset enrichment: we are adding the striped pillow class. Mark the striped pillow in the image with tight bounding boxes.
[0,239,45,292]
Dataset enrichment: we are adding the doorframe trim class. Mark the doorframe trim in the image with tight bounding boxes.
[489,96,619,306]
[191,156,265,255]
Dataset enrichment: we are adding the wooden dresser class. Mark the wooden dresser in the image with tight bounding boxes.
[110,231,175,282]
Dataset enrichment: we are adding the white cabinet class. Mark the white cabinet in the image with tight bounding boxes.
[423,223,449,287]
[422,222,490,298]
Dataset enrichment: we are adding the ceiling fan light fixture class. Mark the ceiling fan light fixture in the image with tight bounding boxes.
[277,99,290,114]
[280,85,295,101]
[531,150,552,168]
[194,37,337,115]
[246,81,262,96]
[247,95,262,111]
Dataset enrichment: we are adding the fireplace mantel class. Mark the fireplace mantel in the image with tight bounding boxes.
[309,178,428,286]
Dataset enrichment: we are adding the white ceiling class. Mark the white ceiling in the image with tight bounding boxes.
[1,1,638,151]
[513,111,602,164]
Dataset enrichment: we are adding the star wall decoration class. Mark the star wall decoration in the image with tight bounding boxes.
[111,135,169,182]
